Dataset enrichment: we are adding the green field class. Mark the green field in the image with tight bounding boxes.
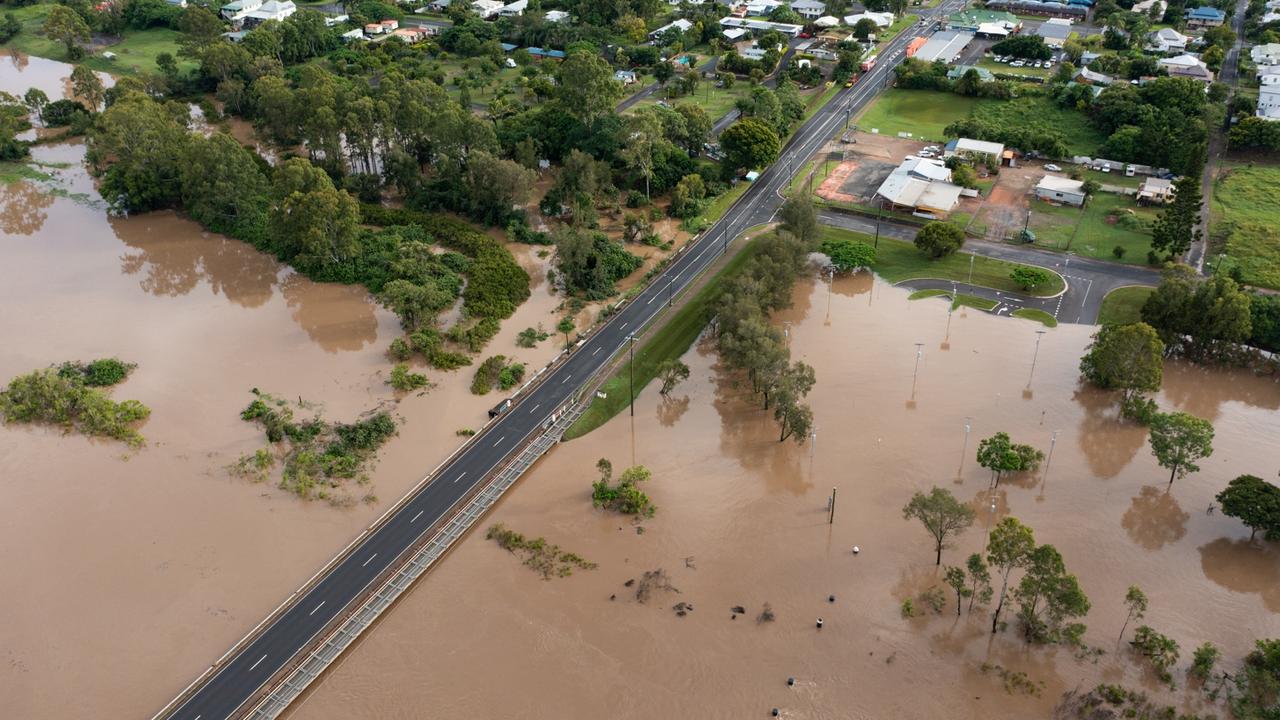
[977,58,1050,79]
[1211,164,1280,290]
[855,89,1106,156]
[1012,307,1058,327]
[1097,286,1154,325]
[819,226,1066,297]
[633,82,752,123]
[1027,193,1159,263]
[0,4,190,75]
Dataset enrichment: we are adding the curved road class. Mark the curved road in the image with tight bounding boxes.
[157,6,966,719]
[818,209,1159,323]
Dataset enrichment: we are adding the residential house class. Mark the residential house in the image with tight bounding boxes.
[614,69,638,84]
[471,0,503,18]
[722,26,749,40]
[527,46,567,59]
[1185,6,1225,29]
[913,29,973,63]
[1034,17,1073,48]
[544,9,569,22]
[650,18,693,41]
[165,0,187,6]
[220,0,260,20]
[380,18,399,31]
[364,23,384,34]
[241,0,295,28]
[944,138,1005,166]
[323,13,348,26]
[391,26,431,42]
[1131,0,1166,14]
[498,0,526,17]
[745,0,783,16]
[947,65,994,81]
[1148,27,1189,53]
[1252,43,1280,66]
[790,0,826,19]
[1079,50,1102,65]
[1075,67,1116,85]
[1259,65,1280,84]
[341,27,364,40]
[984,0,1087,19]
[1158,53,1214,82]
[718,16,803,37]
[975,22,1012,38]
[1034,175,1087,206]
[875,157,965,217]
[844,11,894,27]
[1257,85,1280,120]
[1137,177,1175,204]
[426,0,451,9]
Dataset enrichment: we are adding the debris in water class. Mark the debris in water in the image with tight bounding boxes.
[828,595,835,603]
[624,578,635,587]
[757,602,776,624]
[635,568,679,604]
[684,555,696,569]
[672,601,693,617]
[852,546,861,554]
[816,618,824,629]
[609,594,616,601]
[731,605,746,615]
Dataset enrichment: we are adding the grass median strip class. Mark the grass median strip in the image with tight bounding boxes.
[1097,286,1154,325]
[819,226,1065,297]
[563,236,763,440]
[1011,308,1058,327]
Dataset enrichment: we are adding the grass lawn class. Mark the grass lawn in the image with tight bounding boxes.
[874,16,920,52]
[1083,168,1142,189]
[1211,164,1280,290]
[953,294,998,311]
[819,226,1066,296]
[908,288,950,300]
[1097,286,1154,325]
[1027,193,1159,264]
[855,89,984,140]
[1,4,189,75]
[563,234,764,440]
[634,83,751,123]
[855,90,1106,156]
[1012,308,1058,327]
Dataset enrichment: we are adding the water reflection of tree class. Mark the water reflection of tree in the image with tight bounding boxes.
[113,214,277,307]
[1073,385,1145,479]
[711,360,810,496]
[1161,361,1280,421]
[831,269,874,298]
[0,180,54,236]
[1121,486,1189,550]
[656,395,690,427]
[1198,537,1280,612]
[281,272,379,353]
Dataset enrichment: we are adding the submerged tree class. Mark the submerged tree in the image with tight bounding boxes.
[1217,475,1280,542]
[988,516,1036,634]
[657,359,691,395]
[1079,323,1164,406]
[944,565,970,616]
[1131,626,1181,685]
[902,486,976,566]
[977,432,1045,486]
[1148,411,1214,486]
[1118,585,1148,644]
[967,552,993,612]
[1014,544,1090,644]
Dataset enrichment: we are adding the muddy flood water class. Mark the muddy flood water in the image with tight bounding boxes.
[285,275,1280,720]
[1,56,567,719]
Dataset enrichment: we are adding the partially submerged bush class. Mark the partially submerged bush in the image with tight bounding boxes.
[0,364,149,446]
[591,460,656,517]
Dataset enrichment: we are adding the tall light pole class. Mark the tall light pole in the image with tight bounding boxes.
[873,199,883,248]
[958,416,973,479]
[967,254,974,285]
[1027,330,1046,389]
[628,334,638,417]
[911,342,924,397]
[1039,429,1059,501]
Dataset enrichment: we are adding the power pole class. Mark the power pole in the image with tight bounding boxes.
[628,335,637,417]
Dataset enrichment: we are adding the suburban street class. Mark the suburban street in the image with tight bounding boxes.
[156,4,971,719]
[819,210,1160,323]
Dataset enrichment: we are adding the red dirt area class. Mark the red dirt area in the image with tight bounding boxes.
[817,161,858,204]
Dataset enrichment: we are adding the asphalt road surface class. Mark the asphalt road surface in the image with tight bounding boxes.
[157,8,966,719]
[818,210,1159,324]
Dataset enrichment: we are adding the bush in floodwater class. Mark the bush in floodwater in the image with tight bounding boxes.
[388,363,430,392]
[0,366,149,446]
[591,462,656,517]
[57,358,136,387]
[486,523,597,579]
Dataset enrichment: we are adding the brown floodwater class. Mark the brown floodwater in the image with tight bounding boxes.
[284,274,1280,720]
[1,122,567,715]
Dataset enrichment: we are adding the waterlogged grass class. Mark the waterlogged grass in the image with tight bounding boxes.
[1011,308,1058,327]
[564,235,764,440]
[0,162,52,184]
[1097,286,1155,325]
[1212,164,1280,289]
[0,5,190,76]
[819,226,1065,296]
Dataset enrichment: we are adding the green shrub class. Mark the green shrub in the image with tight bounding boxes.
[0,366,150,446]
[470,355,507,395]
[591,463,656,517]
[388,363,430,391]
[56,358,136,387]
[498,362,525,390]
[516,325,549,348]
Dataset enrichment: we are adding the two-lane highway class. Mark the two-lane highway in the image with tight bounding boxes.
[157,8,965,719]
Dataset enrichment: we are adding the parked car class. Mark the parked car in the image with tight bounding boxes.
[1011,60,1024,67]
[1044,163,1061,171]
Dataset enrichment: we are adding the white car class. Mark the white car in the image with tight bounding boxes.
[1011,60,1024,67]
[1044,163,1061,172]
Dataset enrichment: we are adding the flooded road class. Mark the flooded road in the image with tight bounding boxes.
[0,60,568,717]
[287,275,1279,720]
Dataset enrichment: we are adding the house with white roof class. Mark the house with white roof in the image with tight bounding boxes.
[1034,17,1074,48]
[1035,175,1087,206]
[650,18,693,41]
[1148,27,1188,53]
[944,138,1005,166]
[791,0,826,19]
[875,157,964,217]
[1258,85,1280,120]
[471,0,503,18]
[220,0,261,21]
[1252,43,1280,66]
[844,11,894,27]
[498,0,526,16]
[1157,53,1214,82]
[745,0,783,16]
[544,9,569,22]
[241,0,295,27]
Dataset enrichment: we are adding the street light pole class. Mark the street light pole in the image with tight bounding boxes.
[958,416,972,479]
[967,254,974,285]
[628,334,637,417]
[1027,330,1046,389]
[912,342,924,392]
[874,199,882,248]
[667,276,674,307]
